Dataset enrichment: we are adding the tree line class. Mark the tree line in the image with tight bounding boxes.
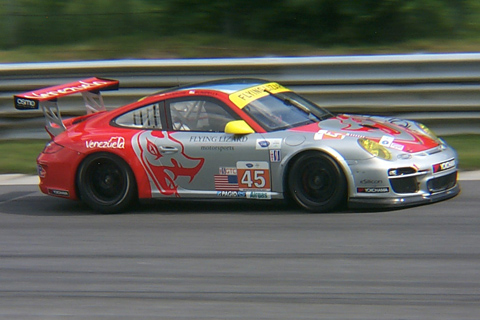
[1,0,479,48]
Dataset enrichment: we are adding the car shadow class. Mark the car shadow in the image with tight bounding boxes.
[135,198,301,215]
[1,194,409,217]
[2,184,455,217]
[0,189,303,216]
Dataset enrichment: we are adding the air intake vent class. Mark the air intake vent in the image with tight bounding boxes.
[428,172,457,193]
[390,177,419,194]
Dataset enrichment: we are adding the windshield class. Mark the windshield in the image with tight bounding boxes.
[242,91,333,131]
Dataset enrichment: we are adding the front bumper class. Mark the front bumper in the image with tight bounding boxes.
[346,143,461,209]
[349,181,460,208]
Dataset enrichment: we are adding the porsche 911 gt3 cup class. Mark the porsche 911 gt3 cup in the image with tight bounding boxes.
[14,77,460,213]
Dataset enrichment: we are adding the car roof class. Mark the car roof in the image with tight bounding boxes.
[153,78,271,96]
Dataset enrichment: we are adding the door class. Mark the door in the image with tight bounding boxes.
[160,96,271,199]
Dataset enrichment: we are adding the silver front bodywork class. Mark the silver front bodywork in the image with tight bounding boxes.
[346,145,459,208]
[269,128,459,209]
[136,115,459,209]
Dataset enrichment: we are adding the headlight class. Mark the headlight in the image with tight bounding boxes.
[358,138,392,161]
[418,123,439,140]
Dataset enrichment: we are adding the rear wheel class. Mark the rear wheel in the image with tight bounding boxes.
[77,153,137,213]
[288,152,347,212]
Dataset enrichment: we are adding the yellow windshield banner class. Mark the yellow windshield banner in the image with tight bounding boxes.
[229,82,290,108]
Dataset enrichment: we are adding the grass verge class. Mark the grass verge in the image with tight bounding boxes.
[441,135,480,171]
[0,140,47,174]
[3,35,480,62]
[0,135,478,175]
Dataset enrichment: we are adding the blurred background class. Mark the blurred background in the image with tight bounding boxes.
[1,0,480,173]
[1,5,479,320]
[2,0,480,61]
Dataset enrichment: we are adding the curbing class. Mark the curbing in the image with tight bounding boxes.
[0,174,39,186]
[0,171,479,186]
[459,170,480,181]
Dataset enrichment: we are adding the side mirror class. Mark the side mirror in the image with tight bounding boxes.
[224,120,255,135]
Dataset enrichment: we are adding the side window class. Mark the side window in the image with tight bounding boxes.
[115,103,163,129]
[168,98,237,132]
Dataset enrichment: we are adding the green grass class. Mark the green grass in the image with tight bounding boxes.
[0,140,47,174]
[2,35,478,173]
[4,35,480,62]
[0,35,328,62]
[0,135,478,175]
[441,135,480,171]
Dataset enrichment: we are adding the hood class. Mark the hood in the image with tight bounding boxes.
[290,114,440,153]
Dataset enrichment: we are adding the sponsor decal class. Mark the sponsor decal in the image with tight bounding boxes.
[85,137,125,149]
[433,159,456,173]
[390,142,405,151]
[201,146,234,152]
[314,130,345,140]
[237,161,271,191]
[219,167,237,175]
[15,97,38,109]
[360,179,383,184]
[22,79,110,100]
[247,191,271,199]
[229,82,290,108]
[379,135,395,147]
[132,131,205,197]
[215,162,272,192]
[216,191,246,198]
[214,174,239,191]
[270,150,281,162]
[258,140,269,148]
[256,138,282,150]
[379,136,405,151]
[357,187,390,193]
[48,189,70,197]
[190,135,248,143]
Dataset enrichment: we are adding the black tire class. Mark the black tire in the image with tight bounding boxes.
[77,153,137,213]
[288,152,347,212]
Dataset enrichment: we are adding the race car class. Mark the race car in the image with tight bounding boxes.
[14,77,460,213]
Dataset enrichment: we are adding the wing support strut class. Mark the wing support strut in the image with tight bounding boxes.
[14,77,119,137]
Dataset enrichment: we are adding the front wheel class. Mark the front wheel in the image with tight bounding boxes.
[77,153,137,213]
[288,152,347,212]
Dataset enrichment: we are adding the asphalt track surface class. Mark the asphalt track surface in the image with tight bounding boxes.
[0,180,479,319]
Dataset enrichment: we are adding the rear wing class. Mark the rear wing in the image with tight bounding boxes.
[14,77,119,137]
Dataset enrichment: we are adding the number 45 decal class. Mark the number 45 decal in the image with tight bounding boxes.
[237,161,271,191]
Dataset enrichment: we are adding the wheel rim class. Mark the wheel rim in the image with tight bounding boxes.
[300,159,336,203]
[86,159,126,204]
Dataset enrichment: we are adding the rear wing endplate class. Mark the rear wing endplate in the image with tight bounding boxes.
[14,77,119,137]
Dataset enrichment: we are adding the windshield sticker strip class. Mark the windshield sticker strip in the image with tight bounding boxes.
[229,82,290,108]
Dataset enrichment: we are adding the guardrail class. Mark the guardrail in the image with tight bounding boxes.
[2,53,480,139]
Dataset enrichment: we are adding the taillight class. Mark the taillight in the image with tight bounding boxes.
[43,141,64,154]
[37,165,47,178]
